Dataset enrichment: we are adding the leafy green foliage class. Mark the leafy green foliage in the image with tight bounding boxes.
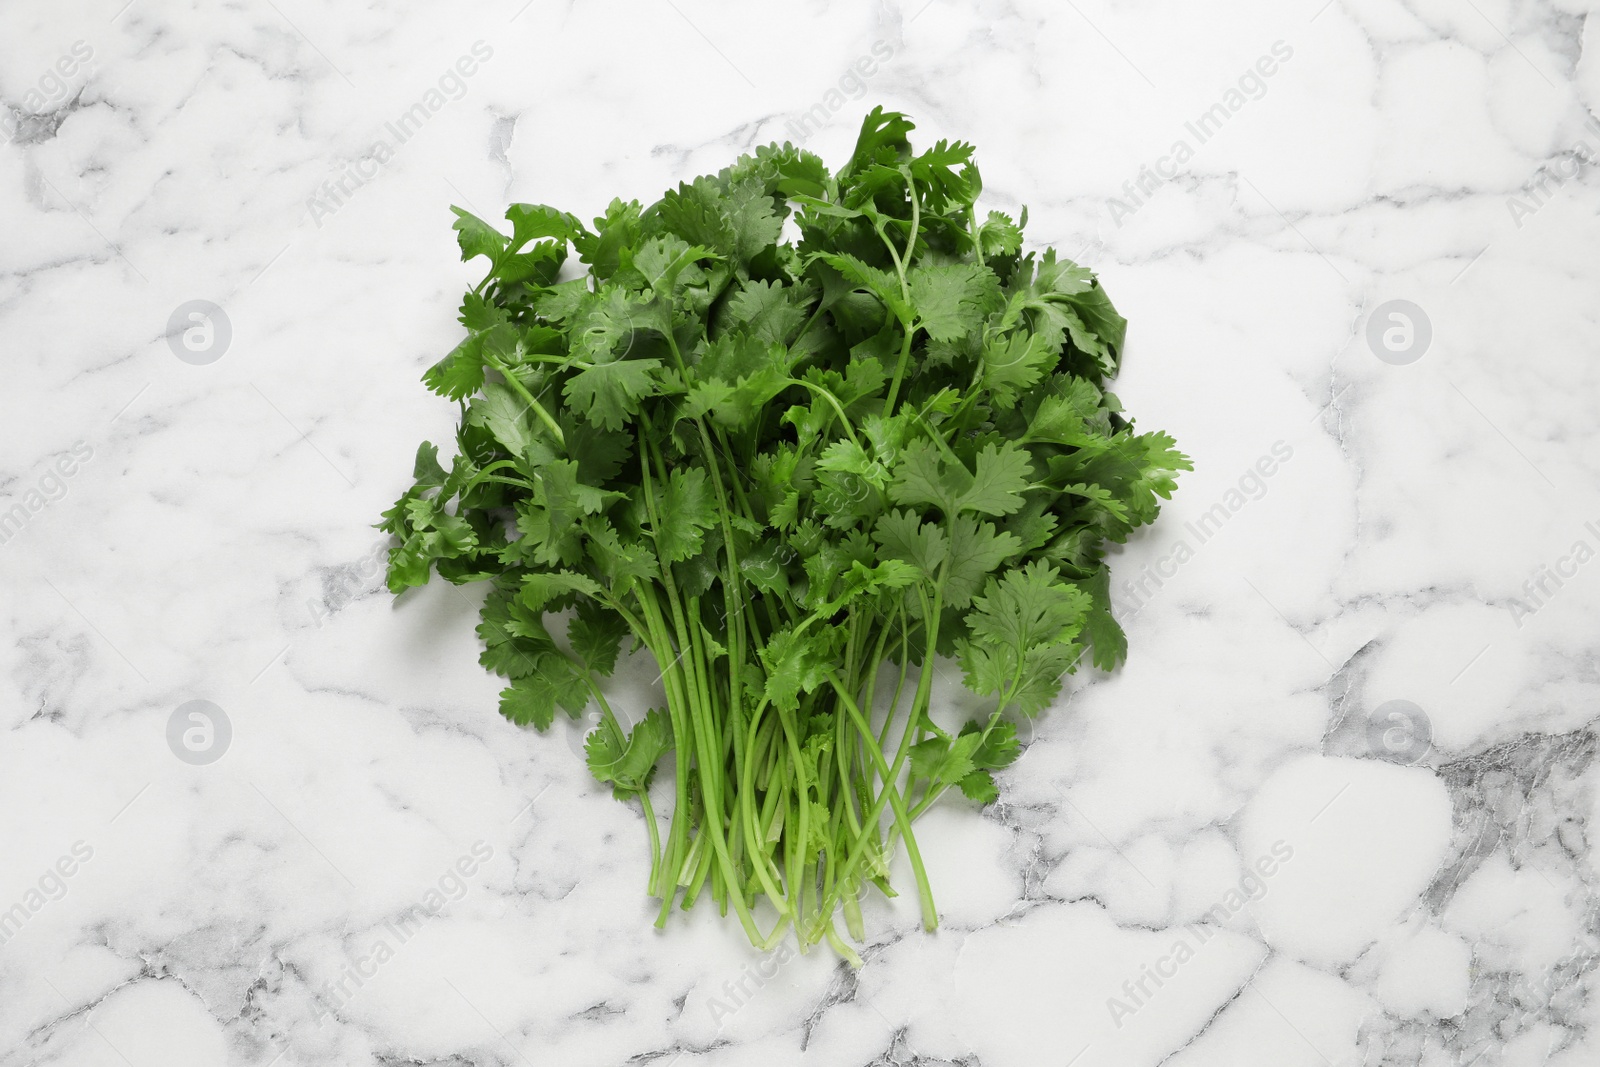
[585,709,672,792]
[377,108,1189,960]
[953,719,1022,803]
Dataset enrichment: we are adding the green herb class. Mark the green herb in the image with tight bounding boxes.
[378,108,1190,961]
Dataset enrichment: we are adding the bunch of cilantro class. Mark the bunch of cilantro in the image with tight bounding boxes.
[378,108,1189,961]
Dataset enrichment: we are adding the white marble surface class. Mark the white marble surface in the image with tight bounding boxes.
[3,1,1599,1064]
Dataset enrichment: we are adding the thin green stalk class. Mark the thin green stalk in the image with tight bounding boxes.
[819,560,948,924]
[638,431,764,944]
[662,588,761,942]
[485,358,565,446]
[455,459,532,496]
[878,606,912,756]
[881,167,922,415]
[683,841,713,909]
[786,379,864,447]
[773,699,811,925]
[818,646,931,919]
[825,672,937,931]
[639,593,693,922]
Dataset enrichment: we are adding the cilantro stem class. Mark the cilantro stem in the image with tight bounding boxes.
[486,358,566,447]
[682,825,713,907]
[881,167,922,415]
[825,671,937,931]
[786,379,863,448]
[471,474,534,492]
[637,594,692,919]
[630,442,697,915]
[832,679,864,869]
[773,697,811,924]
[455,459,529,496]
[823,915,863,968]
[877,609,912,756]
[519,353,593,370]
[638,428,763,946]
[638,785,662,885]
[739,695,790,915]
[819,555,947,924]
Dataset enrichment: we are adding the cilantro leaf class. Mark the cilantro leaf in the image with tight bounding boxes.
[564,359,660,431]
[909,263,999,342]
[811,252,910,322]
[412,441,448,488]
[910,732,982,787]
[944,515,1023,610]
[520,570,602,612]
[873,509,948,577]
[962,719,1022,770]
[977,210,1023,258]
[957,770,999,804]
[958,561,1093,716]
[512,460,616,565]
[890,440,1032,518]
[499,656,590,729]
[505,202,579,247]
[585,708,672,792]
[451,206,508,264]
[981,331,1055,405]
[1072,565,1128,671]
[654,467,717,564]
[423,333,488,401]
[725,280,807,345]
[469,381,553,462]
[476,586,552,679]
[569,601,630,676]
[760,626,842,712]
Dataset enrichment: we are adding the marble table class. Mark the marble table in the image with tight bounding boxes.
[3,1,1597,1064]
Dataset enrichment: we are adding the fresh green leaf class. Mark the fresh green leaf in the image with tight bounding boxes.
[499,656,589,729]
[909,263,999,342]
[564,358,660,431]
[585,708,672,791]
[451,206,508,265]
[655,466,717,564]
